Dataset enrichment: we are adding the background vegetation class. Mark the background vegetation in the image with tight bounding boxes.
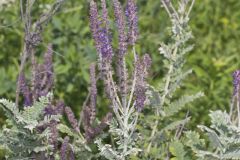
[0,0,239,133]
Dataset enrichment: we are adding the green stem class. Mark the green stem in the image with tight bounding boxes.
[147,46,177,153]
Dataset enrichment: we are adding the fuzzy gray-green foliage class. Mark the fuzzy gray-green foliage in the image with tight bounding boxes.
[0,93,92,160]
[0,93,60,159]
[89,0,146,159]
[186,110,240,160]
[135,0,204,159]
[95,116,141,160]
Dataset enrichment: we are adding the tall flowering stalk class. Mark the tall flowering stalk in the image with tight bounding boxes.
[125,0,138,45]
[79,63,113,143]
[113,0,128,108]
[19,44,54,107]
[60,136,75,160]
[15,0,65,107]
[230,70,240,126]
[144,0,203,157]
[0,0,97,159]
[89,64,97,124]
[17,42,66,158]
[89,0,151,159]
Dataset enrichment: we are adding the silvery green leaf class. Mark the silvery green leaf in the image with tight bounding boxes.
[164,92,204,117]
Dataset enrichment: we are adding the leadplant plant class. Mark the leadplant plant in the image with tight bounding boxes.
[0,0,151,159]
[89,0,151,159]
[185,70,240,160]
[0,93,61,159]
[0,0,91,159]
[2,0,240,160]
[135,0,203,159]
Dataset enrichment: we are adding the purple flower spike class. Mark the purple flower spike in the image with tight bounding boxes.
[89,0,113,60]
[43,44,54,90]
[113,0,128,100]
[49,120,58,151]
[98,28,113,60]
[44,105,55,116]
[69,146,75,160]
[44,101,64,116]
[113,0,127,56]
[55,100,65,115]
[135,85,147,112]
[233,70,240,96]
[19,73,33,106]
[31,44,54,100]
[101,0,110,31]
[126,0,138,45]
[143,54,152,70]
[44,44,53,76]
[134,57,146,112]
[61,136,70,160]
[90,0,101,54]
[65,107,80,133]
[90,64,97,124]
[134,54,152,112]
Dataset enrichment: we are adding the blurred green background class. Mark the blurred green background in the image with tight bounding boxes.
[0,0,239,131]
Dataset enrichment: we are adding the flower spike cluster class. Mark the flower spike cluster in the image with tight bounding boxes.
[89,1,101,55]
[126,0,138,45]
[113,0,128,105]
[90,63,97,124]
[18,44,54,106]
[135,54,152,112]
[19,73,32,106]
[113,0,127,57]
[60,137,69,160]
[77,63,113,142]
[65,106,80,133]
[89,0,151,158]
[230,70,240,124]
[233,70,240,96]
[101,0,110,32]
[60,136,75,160]
[90,0,113,61]
[83,105,113,142]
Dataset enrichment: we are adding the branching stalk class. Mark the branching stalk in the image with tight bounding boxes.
[147,47,177,153]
